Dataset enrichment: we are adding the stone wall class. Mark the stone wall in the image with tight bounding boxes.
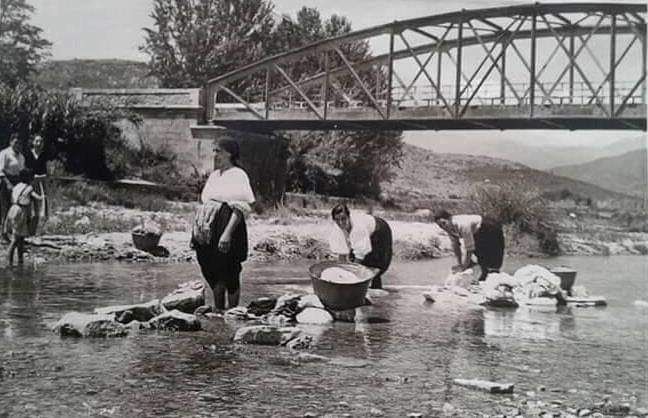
[73,88,288,204]
[72,88,214,174]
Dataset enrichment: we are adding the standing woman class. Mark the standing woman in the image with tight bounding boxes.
[329,204,393,289]
[0,133,26,240]
[191,139,255,311]
[25,135,49,233]
[433,209,505,282]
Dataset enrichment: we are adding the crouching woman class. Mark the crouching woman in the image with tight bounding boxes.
[433,210,505,282]
[192,139,255,311]
[329,204,393,289]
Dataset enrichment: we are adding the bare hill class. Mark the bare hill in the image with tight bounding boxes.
[382,144,641,210]
[33,59,159,90]
[551,149,647,198]
[405,133,646,170]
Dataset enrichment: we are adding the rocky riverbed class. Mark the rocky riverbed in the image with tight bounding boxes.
[3,203,646,265]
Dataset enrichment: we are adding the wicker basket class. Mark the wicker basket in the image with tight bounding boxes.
[132,231,162,251]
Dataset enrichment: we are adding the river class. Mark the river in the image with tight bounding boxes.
[0,256,646,417]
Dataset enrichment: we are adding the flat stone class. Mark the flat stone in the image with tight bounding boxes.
[453,378,514,394]
[294,353,330,364]
[578,409,592,417]
[233,326,301,346]
[298,294,325,309]
[53,312,128,338]
[148,310,201,331]
[94,299,162,322]
[161,281,205,313]
[296,308,333,325]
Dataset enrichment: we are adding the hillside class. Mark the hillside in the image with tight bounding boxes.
[551,149,647,198]
[405,133,646,170]
[33,59,159,89]
[382,144,642,211]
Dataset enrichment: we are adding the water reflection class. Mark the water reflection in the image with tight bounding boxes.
[483,306,576,340]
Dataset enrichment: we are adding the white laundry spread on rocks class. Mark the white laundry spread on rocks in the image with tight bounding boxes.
[423,265,604,309]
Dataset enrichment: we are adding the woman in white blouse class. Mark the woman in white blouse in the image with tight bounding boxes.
[328,204,393,289]
[191,139,255,311]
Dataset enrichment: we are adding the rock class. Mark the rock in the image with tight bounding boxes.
[296,308,334,325]
[148,310,201,331]
[95,299,162,323]
[233,326,301,346]
[224,306,250,320]
[599,404,631,416]
[634,300,648,309]
[286,335,313,351]
[634,407,648,416]
[298,294,325,310]
[293,353,330,363]
[194,305,213,315]
[453,378,514,394]
[407,413,423,417]
[578,409,592,417]
[161,282,205,313]
[369,407,384,416]
[53,312,128,338]
[442,403,455,415]
[125,320,149,332]
[328,308,356,322]
[265,313,293,326]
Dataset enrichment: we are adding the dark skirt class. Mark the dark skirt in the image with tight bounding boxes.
[361,216,393,275]
[194,203,248,293]
[473,217,505,275]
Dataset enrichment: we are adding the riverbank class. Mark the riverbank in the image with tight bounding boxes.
[8,202,648,265]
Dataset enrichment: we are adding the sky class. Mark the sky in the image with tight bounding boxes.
[28,0,646,149]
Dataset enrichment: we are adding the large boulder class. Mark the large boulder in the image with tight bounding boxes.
[53,312,128,338]
[161,281,205,313]
[94,299,163,323]
[148,310,201,331]
[233,326,301,346]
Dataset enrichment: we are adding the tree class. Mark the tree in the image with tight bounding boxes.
[274,8,403,198]
[140,0,276,87]
[0,0,51,86]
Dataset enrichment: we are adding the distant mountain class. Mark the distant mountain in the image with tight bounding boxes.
[551,149,647,198]
[405,133,646,170]
[382,144,641,210]
[33,59,159,90]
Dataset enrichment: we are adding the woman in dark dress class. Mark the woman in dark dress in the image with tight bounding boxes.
[191,139,255,311]
[329,204,393,289]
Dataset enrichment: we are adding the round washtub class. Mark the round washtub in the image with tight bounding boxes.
[549,266,577,293]
[308,261,379,311]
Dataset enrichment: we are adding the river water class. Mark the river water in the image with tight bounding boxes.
[0,256,646,417]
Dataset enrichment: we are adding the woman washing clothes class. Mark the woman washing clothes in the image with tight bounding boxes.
[328,204,393,289]
[433,209,505,282]
[192,139,255,311]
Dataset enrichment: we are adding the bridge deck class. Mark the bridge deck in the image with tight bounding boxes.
[194,104,646,133]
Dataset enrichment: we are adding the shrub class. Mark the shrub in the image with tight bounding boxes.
[471,184,560,255]
[0,83,139,180]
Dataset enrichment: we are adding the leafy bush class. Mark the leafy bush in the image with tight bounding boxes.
[471,184,560,255]
[285,130,403,198]
[0,83,139,180]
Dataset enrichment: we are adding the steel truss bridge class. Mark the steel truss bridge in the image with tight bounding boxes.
[194,2,647,134]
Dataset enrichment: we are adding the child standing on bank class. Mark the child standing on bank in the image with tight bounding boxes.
[5,169,43,266]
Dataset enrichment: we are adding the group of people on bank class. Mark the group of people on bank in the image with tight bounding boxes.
[0,133,49,266]
[192,138,506,311]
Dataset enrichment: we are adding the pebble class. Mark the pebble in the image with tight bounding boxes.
[577,409,591,417]
[407,413,423,418]
[370,407,384,416]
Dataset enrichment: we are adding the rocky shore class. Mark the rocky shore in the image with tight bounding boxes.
[5,204,647,265]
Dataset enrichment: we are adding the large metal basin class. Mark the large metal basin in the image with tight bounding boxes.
[308,261,379,311]
[549,266,577,294]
